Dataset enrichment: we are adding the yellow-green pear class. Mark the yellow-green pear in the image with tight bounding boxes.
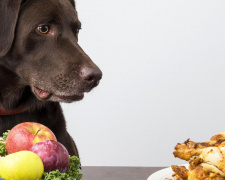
[0,151,44,180]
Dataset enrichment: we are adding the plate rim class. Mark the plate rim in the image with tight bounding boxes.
[147,164,189,180]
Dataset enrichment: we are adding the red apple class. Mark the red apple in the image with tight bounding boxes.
[30,140,70,173]
[5,122,57,154]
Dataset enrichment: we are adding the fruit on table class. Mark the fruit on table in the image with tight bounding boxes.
[5,122,57,154]
[30,140,70,173]
[0,151,44,180]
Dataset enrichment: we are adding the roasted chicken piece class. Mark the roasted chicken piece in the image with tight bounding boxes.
[173,139,210,161]
[167,164,225,180]
[167,131,225,180]
[171,165,188,179]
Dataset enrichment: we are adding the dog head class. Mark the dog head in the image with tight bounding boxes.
[0,0,102,103]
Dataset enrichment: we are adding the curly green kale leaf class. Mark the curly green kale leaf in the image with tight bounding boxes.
[3,130,10,140]
[0,142,7,157]
[41,156,83,180]
[0,130,9,156]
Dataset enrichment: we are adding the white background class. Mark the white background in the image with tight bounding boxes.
[62,0,225,167]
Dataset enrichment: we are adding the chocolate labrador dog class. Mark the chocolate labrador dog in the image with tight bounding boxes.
[0,0,102,157]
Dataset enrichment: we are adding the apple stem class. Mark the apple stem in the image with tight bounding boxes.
[36,129,41,135]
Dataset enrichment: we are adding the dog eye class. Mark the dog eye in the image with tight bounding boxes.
[76,28,81,35]
[38,25,49,34]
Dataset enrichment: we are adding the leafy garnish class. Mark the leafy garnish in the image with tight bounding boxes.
[0,130,9,156]
[68,156,82,180]
[3,130,10,140]
[41,156,83,180]
[0,142,7,157]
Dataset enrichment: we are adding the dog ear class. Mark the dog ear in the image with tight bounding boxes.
[0,0,24,57]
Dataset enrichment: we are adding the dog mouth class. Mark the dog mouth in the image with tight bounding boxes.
[34,87,51,99]
[33,87,84,101]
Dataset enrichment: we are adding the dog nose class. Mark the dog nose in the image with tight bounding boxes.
[80,65,102,86]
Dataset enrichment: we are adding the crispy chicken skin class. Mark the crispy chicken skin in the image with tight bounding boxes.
[167,165,225,180]
[188,165,224,180]
[167,131,225,180]
[173,139,210,161]
[171,165,188,179]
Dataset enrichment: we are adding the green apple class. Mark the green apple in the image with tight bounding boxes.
[0,151,44,180]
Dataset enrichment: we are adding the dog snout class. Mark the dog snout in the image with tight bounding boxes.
[79,65,102,90]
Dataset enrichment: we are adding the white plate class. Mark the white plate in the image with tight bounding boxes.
[147,164,188,180]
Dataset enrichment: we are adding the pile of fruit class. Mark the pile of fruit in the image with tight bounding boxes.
[0,122,82,180]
